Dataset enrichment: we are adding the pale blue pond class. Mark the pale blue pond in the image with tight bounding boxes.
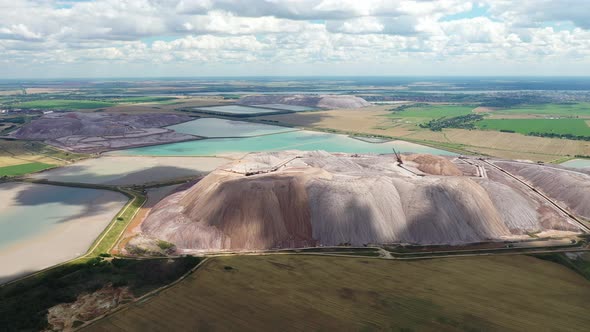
[0,182,127,283]
[113,130,455,157]
[253,104,316,111]
[193,105,281,115]
[0,183,125,250]
[167,118,295,137]
[560,159,590,169]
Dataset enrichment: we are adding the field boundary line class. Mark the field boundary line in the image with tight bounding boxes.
[77,257,210,331]
[108,191,147,254]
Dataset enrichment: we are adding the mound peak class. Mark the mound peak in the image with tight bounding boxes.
[238,94,371,109]
[137,151,580,252]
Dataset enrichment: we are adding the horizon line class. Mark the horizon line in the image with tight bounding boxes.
[3,75,590,81]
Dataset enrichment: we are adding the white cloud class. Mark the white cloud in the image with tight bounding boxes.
[0,0,589,76]
[484,0,590,29]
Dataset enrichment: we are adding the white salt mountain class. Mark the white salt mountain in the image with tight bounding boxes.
[136,151,582,252]
[238,95,371,109]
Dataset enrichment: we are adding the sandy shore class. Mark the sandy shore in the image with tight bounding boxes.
[31,156,231,185]
[0,183,127,284]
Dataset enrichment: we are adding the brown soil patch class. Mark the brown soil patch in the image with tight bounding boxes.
[407,128,590,161]
[47,284,133,331]
[0,90,23,96]
[258,106,415,137]
[472,106,497,113]
[403,154,462,176]
[24,88,72,94]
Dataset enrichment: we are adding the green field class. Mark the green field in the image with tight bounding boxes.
[495,103,590,117]
[108,96,177,103]
[0,162,54,176]
[476,118,590,136]
[389,105,475,123]
[86,255,590,331]
[15,99,117,110]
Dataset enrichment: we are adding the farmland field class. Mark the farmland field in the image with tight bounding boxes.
[476,118,590,136]
[14,99,116,109]
[107,96,178,103]
[388,104,475,122]
[0,140,85,167]
[0,162,54,176]
[260,107,590,161]
[86,255,590,331]
[494,103,590,117]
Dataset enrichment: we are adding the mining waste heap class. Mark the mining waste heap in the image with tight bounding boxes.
[128,151,586,253]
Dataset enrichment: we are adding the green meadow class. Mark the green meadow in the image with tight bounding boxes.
[0,162,54,177]
[476,118,590,136]
[495,103,590,117]
[108,96,178,103]
[15,99,116,110]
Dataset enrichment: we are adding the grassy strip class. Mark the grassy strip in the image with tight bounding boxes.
[0,162,54,176]
[396,137,475,155]
[329,251,382,257]
[88,189,146,256]
[109,96,177,103]
[280,247,382,257]
[304,126,474,155]
[14,99,117,109]
[549,156,575,164]
[385,244,582,258]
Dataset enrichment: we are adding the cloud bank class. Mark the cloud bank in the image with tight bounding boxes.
[1,0,589,77]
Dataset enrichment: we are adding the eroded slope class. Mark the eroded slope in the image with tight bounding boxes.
[136,152,581,252]
[238,95,371,109]
[11,112,196,153]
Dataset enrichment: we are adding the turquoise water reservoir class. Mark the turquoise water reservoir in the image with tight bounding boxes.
[114,130,454,157]
[193,105,281,115]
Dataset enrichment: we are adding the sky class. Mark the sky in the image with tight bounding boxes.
[1,0,590,78]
